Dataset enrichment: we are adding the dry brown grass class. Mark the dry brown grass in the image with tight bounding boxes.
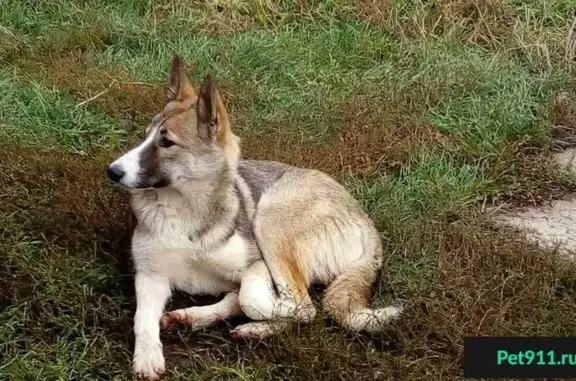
[147,0,344,35]
[482,139,576,209]
[13,52,166,123]
[241,99,447,176]
[0,144,131,260]
[148,0,261,35]
[350,0,509,43]
[553,85,576,149]
[346,0,576,72]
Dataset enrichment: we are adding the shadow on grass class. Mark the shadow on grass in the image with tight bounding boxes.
[1,144,132,259]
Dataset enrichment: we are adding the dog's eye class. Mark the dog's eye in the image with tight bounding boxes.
[159,136,175,148]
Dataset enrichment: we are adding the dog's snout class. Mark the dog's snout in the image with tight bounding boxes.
[107,165,125,183]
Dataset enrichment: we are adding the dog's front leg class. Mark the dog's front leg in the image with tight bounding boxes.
[133,273,171,381]
[160,291,243,330]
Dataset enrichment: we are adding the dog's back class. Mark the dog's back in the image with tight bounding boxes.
[237,159,290,204]
[237,159,399,332]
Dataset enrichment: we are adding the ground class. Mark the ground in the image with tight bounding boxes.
[1,1,576,380]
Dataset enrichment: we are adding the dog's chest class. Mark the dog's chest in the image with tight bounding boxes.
[132,214,252,295]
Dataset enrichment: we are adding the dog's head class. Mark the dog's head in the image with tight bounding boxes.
[107,56,239,189]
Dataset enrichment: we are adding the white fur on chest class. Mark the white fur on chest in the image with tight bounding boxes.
[132,201,252,296]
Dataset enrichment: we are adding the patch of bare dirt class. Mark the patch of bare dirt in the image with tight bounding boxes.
[493,139,576,255]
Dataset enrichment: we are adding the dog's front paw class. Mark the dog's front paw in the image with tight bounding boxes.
[160,310,192,330]
[133,339,165,380]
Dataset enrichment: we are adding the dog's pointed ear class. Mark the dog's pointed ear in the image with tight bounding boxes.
[197,73,230,144]
[167,56,196,101]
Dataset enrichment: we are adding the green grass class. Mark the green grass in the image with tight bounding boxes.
[1,0,576,380]
[0,73,127,152]
[0,235,131,379]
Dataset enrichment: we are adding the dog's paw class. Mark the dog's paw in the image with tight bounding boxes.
[293,303,317,322]
[230,322,276,340]
[133,339,165,380]
[160,310,192,330]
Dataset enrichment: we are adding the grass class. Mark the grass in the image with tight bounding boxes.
[0,73,128,152]
[1,0,576,380]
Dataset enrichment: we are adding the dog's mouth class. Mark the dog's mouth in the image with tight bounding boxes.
[150,178,170,189]
[123,178,171,190]
[106,166,170,190]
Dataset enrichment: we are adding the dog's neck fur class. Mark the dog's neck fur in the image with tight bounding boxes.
[131,160,239,237]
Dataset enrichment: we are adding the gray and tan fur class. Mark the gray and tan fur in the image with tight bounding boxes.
[107,56,402,381]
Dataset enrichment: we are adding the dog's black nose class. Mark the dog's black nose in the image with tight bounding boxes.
[107,165,125,183]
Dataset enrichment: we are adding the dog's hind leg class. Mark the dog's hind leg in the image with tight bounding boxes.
[323,264,402,332]
[231,320,290,340]
[160,291,243,330]
[235,260,307,340]
[238,260,316,323]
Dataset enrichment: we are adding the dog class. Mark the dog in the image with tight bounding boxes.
[107,56,402,380]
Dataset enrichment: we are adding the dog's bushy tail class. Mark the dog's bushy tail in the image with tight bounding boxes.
[322,264,401,333]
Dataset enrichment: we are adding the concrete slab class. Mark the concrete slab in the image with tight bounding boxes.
[494,149,576,254]
[495,199,576,253]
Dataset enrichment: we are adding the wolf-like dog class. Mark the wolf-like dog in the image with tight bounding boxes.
[107,56,401,380]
